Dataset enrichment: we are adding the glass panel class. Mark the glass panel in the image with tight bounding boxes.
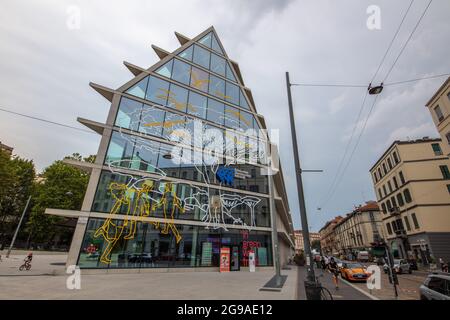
[106,131,134,165]
[162,112,186,140]
[138,105,166,138]
[193,44,210,69]
[146,76,170,106]
[155,60,173,79]
[239,110,254,131]
[209,75,225,100]
[210,53,225,76]
[132,137,160,173]
[126,77,149,99]
[115,97,142,131]
[167,84,188,112]
[225,81,239,105]
[178,45,193,61]
[198,32,212,48]
[187,91,207,119]
[240,90,249,109]
[190,67,209,93]
[226,63,237,82]
[207,98,224,125]
[157,144,180,178]
[211,34,223,54]
[224,105,240,130]
[171,59,191,85]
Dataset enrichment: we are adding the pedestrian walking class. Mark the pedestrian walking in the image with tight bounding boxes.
[439,257,445,272]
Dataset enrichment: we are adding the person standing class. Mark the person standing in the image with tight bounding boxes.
[439,257,445,271]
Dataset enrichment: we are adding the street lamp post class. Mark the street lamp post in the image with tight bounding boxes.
[285,72,318,296]
[6,195,31,258]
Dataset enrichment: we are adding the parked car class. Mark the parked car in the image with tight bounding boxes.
[420,273,450,300]
[383,259,412,274]
[340,262,370,282]
[357,251,370,262]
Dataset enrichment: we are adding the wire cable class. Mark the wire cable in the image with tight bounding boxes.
[324,95,380,204]
[291,83,366,88]
[0,106,94,134]
[317,90,369,208]
[384,73,449,86]
[317,1,415,210]
[382,0,433,83]
[370,0,415,84]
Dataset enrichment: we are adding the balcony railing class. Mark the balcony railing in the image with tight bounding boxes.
[388,207,401,216]
[394,228,407,238]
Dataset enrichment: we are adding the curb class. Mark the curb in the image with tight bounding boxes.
[340,277,380,300]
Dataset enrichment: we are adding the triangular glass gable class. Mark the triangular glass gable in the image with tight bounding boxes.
[126,76,149,99]
[178,45,193,61]
[198,32,212,48]
[211,33,224,55]
[225,63,236,82]
[155,59,174,78]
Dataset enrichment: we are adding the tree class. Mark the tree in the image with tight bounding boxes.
[0,150,35,248]
[311,239,321,252]
[25,153,93,248]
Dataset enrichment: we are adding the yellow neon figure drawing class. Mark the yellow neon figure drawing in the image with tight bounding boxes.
[93,182,132,264]
[151,182,185,243]
[94,179,184,264]
[143,119,187,128]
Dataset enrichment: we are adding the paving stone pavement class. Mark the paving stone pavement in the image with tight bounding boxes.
[0,253,299,300]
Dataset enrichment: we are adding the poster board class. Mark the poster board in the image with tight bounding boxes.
[220,247,230,272]
[201,242,212,266]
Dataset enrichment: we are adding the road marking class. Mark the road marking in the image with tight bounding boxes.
[340,277,380,300]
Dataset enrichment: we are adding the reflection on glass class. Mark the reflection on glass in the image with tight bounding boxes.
[207,98,224,125]
[146,76,170,106]
[172,59,191,85]
[193,44,210,69]
[126,77,149,99]
[115,97,142,131]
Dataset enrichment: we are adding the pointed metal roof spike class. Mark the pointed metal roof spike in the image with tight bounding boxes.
[77,117,105,135]
[151,45,170,59]
[229,60,245,86]
[89,82,115,102]
[123,61,145,76]
[174,31,190,45]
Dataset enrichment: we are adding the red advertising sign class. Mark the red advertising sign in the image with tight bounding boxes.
[220,247,230,272]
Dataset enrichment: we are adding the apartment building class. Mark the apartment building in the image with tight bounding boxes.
[294,230,321,254]
[333,201,384,259]
[319,216,343,256]
[426,77,450,156]
[0,141,13,156]
[370,138,450,264]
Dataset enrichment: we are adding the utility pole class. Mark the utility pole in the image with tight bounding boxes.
[267,144,282,286]
[6,195,31,258]
[285,72,318,298]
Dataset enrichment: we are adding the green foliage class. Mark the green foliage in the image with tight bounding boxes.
[26,153,92,243]
[311,240,321,251]
[294,251,305,266]
[0,150,35,244]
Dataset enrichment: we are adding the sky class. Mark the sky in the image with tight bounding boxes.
[1,0,449,232]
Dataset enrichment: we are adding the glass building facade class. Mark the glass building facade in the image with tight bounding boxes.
[61,28,293,271]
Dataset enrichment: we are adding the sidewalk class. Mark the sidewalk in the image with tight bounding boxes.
[0,253,299,299]
[296,266,371,300]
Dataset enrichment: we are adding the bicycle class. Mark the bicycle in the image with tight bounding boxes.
[19,260,32,271]
[316,274,334,300]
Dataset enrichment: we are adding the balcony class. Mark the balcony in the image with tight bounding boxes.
[388,207,401,216]
[394,228,407,238]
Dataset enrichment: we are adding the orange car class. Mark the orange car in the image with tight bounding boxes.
[340,262,370,282]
